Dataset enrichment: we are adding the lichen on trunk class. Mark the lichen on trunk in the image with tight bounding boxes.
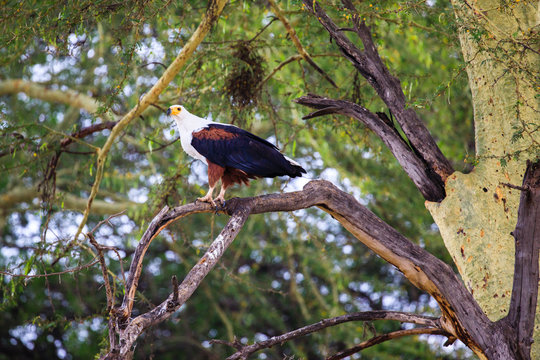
[427,0,539,357]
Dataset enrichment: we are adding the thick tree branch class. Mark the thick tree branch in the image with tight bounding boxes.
[295,94,445,201]
[268,0,338,88]
[301,0,454,183]
[221,311,447,360]
[0,186,137,215]
[107,206,251,358]
[502,159,540,359]
[104,180,512,359]
[327,327,450,360]
[0,79,112,118]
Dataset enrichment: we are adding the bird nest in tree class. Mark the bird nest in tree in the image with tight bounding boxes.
[224,42,264,108]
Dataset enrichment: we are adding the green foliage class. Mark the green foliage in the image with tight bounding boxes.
[0,0,475,359]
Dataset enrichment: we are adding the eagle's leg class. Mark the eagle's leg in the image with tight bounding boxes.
[214,185,227,206]
[197,185,216,206]
[199,162,224,207]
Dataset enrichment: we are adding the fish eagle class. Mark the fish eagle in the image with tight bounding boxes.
[167,105,306,205]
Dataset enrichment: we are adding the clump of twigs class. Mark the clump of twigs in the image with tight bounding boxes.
[224,41,264,109]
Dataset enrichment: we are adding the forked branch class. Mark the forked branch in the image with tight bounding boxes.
[299,0,453,193]
[218,311,449,360]
[104,206,251,359]
[104,180,498,359]
[295,94,445,201]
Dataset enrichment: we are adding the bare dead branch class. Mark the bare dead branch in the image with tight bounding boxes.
[327,327,450,360]
[116,205,172,321]
[295,94,445,201]
[101,179,505,358]
[301,0,454,183]
[222,311,445,360]
[503,159,540,359]
[112,207,251,358]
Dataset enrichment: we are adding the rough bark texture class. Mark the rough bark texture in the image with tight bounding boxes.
[502,160,540,359]
[295,94,446,201]
[425,3,540,357]
[303,0,454,185]
[103,179,535,359]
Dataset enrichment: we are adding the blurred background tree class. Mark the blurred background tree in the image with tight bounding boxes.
[0,0,493,358]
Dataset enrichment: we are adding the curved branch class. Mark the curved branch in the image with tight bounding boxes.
[0,186,137,215]
[327,327,450,360]
[106,180,504,358]
[109,206,251,358]
[295,94,445,201]
[0,79,108,117]
[221,311,445,360]
[301,0,454,183]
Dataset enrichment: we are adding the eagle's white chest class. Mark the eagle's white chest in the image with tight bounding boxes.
[174,114,211,165]
[180,130,207,164]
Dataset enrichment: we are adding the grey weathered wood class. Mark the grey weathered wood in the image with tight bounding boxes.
[224,310,447,360]
[295,94,446,201]
[503,160,540,359]
[301,0,454,184]
[101,176,538,359]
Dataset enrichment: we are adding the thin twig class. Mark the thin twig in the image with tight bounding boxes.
[140,61,167,69]
[248,16,279,42]
[268,0,338,88]
[0,258,99,278]
[500,182,530,192]
[88,233,114,311]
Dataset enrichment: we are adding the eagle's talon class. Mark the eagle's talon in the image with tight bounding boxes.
[197,195,216,207]
[214,198,226,212]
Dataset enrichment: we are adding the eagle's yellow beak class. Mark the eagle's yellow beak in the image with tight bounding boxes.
[167,106,182,116]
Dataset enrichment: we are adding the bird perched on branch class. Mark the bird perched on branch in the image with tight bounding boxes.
[167,105,306,206]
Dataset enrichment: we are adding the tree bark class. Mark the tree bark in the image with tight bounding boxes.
[502,160,540,359]
[426,3,540,357]
[103,179,530,359]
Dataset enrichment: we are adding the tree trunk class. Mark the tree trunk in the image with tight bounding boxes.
[426,0,540,357]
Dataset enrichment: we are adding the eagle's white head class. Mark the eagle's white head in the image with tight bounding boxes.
[167,104,211,133]
[167,104,188,118]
